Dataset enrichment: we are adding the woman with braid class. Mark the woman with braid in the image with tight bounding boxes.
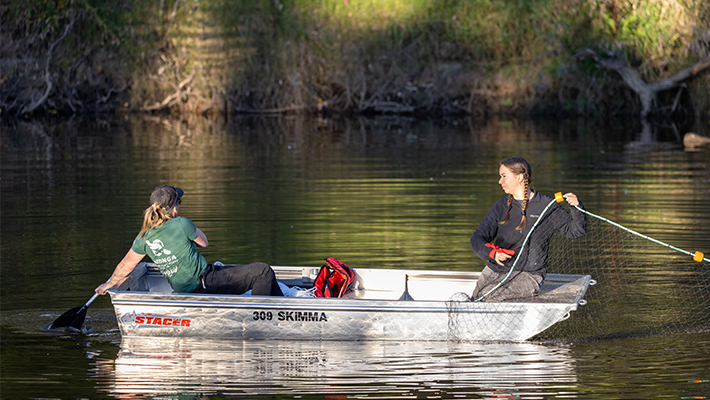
[95,185,283,296]
[469,157,586,302]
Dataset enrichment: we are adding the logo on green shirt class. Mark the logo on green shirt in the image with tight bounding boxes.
[146,239,171,256]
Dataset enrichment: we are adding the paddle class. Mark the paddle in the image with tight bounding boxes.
[49,279,109,330]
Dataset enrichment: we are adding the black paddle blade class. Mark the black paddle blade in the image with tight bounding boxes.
[49,305,88,330]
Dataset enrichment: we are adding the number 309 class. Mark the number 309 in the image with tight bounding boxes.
[253,311,273,320]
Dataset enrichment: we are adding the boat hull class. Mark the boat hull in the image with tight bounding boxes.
[109,263,592,342]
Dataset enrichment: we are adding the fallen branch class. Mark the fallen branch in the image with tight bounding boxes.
[575,49,710,118]
[177,70,195,90]
[683,132,710,149]
[99,77,128,104]
[143,70,195,111]
[198,87,220,115]
[357,77,393,112]
[19,16,77,116]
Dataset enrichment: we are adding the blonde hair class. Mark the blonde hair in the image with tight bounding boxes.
[499,157,533,230]
[138,202,174,238]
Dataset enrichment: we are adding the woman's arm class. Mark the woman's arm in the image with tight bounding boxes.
[471,200,506,262]
[194,227,208,248]
[557,192,586,239]
[95,249,146,295]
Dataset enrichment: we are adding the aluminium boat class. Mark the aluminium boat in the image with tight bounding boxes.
[109,262,593,342]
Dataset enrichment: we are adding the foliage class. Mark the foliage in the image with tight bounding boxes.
[5,0,167,72]
[201,0,708,104]
[585,0,708,72]
[2,0,708,116]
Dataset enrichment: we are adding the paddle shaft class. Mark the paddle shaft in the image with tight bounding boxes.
[76,278,110,312]
[83,292,100,308]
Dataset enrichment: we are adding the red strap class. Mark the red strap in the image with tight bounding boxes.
[485,243,515,259]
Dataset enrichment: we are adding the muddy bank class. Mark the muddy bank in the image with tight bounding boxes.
[2,1,709,122]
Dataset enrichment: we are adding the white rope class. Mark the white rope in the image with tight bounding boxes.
[473,197,559,302]
[571,205,709,263]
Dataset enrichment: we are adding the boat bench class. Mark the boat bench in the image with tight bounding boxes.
[347,269,480,301]
[116,263,174,293]
[345,269,411,300]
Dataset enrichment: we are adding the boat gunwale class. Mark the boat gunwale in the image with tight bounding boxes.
[111,262,592,309]
[108,299,519,314]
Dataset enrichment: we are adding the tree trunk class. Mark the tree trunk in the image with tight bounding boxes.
[575,49,710,119]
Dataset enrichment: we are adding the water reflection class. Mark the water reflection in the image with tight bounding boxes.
[95,338,577,399]
[3,115,710,400]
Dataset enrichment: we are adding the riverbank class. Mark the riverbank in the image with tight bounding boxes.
[2,0,709,122]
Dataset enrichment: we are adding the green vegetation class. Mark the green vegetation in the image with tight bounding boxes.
[2,0,708,118]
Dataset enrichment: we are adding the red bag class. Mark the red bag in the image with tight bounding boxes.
[313,257,355,298]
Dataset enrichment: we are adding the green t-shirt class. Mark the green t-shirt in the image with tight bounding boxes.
[131,217,208,293]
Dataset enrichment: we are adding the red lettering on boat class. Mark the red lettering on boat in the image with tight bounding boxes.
[131,313,191,328]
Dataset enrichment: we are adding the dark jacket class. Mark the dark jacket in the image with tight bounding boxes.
[470,192,586,277]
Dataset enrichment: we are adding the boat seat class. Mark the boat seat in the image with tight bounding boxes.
[405,273,477,301]
[344,269,408,300]
[116,263,174,293]
[345,269,480,301]
[145,273,174,293]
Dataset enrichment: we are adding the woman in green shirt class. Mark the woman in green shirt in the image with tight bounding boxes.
[95,185,283,296]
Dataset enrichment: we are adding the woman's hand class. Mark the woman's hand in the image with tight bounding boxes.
[494,251,513,266]
[564,192,580,207]
[95,282,114,295]
[485,243,515,266]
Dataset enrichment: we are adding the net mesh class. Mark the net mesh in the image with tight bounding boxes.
[539,215,710,342]
[447,211,710,342]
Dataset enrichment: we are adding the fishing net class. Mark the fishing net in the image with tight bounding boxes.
[539,214,710,342]
[447,204,710,342]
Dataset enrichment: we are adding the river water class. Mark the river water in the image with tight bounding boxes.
[1,115,709,399]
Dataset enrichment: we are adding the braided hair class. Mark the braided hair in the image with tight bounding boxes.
[138,203,174,238]
[498,157,533,230]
